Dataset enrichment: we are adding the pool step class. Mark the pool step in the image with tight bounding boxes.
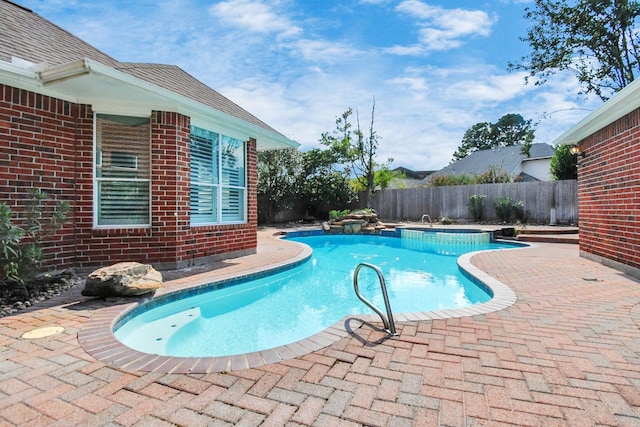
[514,227,579,244]
[516,233,579,244]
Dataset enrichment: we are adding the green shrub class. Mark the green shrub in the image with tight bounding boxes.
[328,209,351,220]
[475,166,511,184]
[468,194,487,222]
[512,200,527,222]
[494,196,514,223]
[0,189,69,298]
[440,216,454,225]
[494,196,526,224]
[427,174,475,187]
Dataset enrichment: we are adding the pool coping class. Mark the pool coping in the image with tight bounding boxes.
[77,232,522,374]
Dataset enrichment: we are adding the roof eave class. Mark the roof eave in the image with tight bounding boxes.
[1,58,298,150]
[553,78,640,145]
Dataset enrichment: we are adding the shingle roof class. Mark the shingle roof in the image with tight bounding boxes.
[0,1,119,68]
[0,0,287,139]
[117,63,282,134]
[428,143,555,180]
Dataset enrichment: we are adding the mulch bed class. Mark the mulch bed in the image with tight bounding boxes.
[0,270,81,317]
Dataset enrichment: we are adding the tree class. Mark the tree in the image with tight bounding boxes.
[321,99,389,208]
[550,144,578,180]
[350,163,402,192]
[452,122,493,161]
[297,148,355,219]
[452,113,536,161]
[257,148,301,223]
[257,147,355,222]
[510,0,640,100]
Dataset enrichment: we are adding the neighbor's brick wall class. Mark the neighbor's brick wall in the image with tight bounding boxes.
[0,83,258,271]
[578,107,640,271]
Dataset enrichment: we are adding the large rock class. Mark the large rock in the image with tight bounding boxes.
[82,262,162,297]
[325,210,387,234]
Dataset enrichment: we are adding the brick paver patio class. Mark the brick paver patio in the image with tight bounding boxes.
[2,228,640,426]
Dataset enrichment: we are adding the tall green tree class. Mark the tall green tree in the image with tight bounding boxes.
[297,148,355,219]
[550,144,578,180]
[452,114,535,161]
[321,99,389,208]
[257,148,301,223]
[257,147,355,222]
[510,0,640,100]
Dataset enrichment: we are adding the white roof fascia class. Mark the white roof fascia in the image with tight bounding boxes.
[1,58,298,150]
[81,59,298,150]
[553,78,640,146]
[0,60,73,100]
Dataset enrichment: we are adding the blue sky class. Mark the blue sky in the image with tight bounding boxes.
[21,0,601,170]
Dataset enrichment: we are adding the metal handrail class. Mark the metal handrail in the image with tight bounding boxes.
[353,262,398,336]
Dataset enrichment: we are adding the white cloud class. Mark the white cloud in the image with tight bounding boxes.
[387,76,430,94]
[209,0,302,39]
[446,72,535,104]
[290,39,364,64]
[395,0,495,52]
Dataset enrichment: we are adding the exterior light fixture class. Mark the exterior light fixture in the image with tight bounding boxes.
[570,144,585,157]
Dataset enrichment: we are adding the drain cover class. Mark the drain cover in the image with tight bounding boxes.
[22,326,65,339]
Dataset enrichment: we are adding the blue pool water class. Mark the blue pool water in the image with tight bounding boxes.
[114,232,514,357]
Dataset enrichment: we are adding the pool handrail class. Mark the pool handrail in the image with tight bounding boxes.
[353,262,398,336]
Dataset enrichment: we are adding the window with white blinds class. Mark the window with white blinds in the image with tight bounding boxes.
[94,114,150,227]
[190,127,246,224]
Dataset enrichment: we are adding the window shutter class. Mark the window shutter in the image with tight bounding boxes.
[190,127,246,224]
[190,131,218,223]
[98,181,150,225]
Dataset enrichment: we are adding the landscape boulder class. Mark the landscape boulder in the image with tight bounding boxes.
[323,210,387,234]
[82,262,162,297]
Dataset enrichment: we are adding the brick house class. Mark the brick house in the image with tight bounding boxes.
[554,79,640,278]
[0,1,297,271]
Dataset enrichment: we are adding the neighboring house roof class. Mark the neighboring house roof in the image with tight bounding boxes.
[386,178,424,189]
[0,0,296,150]
[392,167,435,180]
[427,143,555,182]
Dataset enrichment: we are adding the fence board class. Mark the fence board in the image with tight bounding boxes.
[355,180,577,224]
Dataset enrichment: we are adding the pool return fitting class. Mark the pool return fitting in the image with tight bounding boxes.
[353,262,398,336]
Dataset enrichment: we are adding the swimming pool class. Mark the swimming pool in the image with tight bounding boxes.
[114,230,519,358]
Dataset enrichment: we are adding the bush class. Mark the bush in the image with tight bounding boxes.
[0,189,69,298]
[494,196,526,224]
[468,194,487,222]
[494,197,513,222]
[328,209,351,220]
[440,216,454,225]
[512,200,527,222]
[427,174,475,187]
[475,166,511,184]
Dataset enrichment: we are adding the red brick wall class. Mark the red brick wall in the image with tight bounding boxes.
[0,84,78,269]
[0,83,258,271]
[577,107,640,272]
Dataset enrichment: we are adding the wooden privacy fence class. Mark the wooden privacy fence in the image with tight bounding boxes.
[354,180,578,224]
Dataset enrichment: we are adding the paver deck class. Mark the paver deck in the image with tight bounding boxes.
[1,227,640,426]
